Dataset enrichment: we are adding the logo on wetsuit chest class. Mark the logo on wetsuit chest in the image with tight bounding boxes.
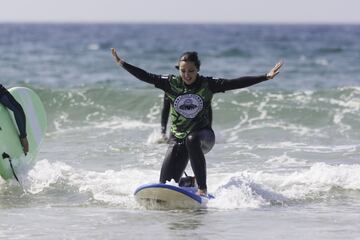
[174,94,203,118]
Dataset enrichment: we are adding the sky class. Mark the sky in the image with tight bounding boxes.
[0,0,360,24]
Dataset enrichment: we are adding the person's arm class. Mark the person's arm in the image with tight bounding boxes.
[210,61,283,93]
[210,75,268,92]
[111,48,164,85]
[160,94,170,135]
[0,84,6,95]
[122,62,163,85]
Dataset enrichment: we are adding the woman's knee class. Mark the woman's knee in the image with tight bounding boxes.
[185,132,200,147]
[185,130,215,154]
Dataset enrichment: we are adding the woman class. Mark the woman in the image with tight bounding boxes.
[111,48,282,196]
[0,84,29,154]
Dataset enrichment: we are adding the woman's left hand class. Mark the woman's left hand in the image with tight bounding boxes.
[266,61,284,79]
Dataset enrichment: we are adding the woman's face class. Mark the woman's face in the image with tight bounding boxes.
[179,61,198,85]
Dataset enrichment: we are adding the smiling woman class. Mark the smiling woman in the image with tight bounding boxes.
[176,52,201,85]
[111,48,282,196]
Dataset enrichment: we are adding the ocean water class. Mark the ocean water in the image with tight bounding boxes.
[0,23,360,239]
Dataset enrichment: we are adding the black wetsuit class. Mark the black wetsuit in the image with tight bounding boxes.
[121,62,268,190]
[161,93,213,136]
[0,84,27,138]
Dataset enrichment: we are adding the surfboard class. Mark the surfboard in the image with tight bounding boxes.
[0,87,47,180]
[134,183,214,209]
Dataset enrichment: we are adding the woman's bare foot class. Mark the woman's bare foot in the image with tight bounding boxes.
[196,188,207,196]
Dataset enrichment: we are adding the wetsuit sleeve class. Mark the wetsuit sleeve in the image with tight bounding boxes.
[0,90,27,138]
[0,84,7,96]
[160,94,170,134]
[122,62,164,86]
[208,75,268,93]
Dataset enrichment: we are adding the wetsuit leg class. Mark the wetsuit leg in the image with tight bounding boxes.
[0,92,27,138]
[185,128,215,190]
[159,140,189,183]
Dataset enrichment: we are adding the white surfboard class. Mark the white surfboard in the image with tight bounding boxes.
[0,87,47,180]
[134,183,214,209]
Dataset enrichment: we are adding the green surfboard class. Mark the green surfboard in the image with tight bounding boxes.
[0,87,47,180]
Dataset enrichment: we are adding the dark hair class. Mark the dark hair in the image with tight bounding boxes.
[175,51,201,70]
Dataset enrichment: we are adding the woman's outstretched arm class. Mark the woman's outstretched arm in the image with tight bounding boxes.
[210,61,284,92]
[111,48,164,85]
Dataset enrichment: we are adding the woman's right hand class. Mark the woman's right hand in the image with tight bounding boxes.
[111,48,124,65]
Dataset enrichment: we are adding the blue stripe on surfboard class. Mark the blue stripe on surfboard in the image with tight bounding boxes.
[134,183,207,204]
